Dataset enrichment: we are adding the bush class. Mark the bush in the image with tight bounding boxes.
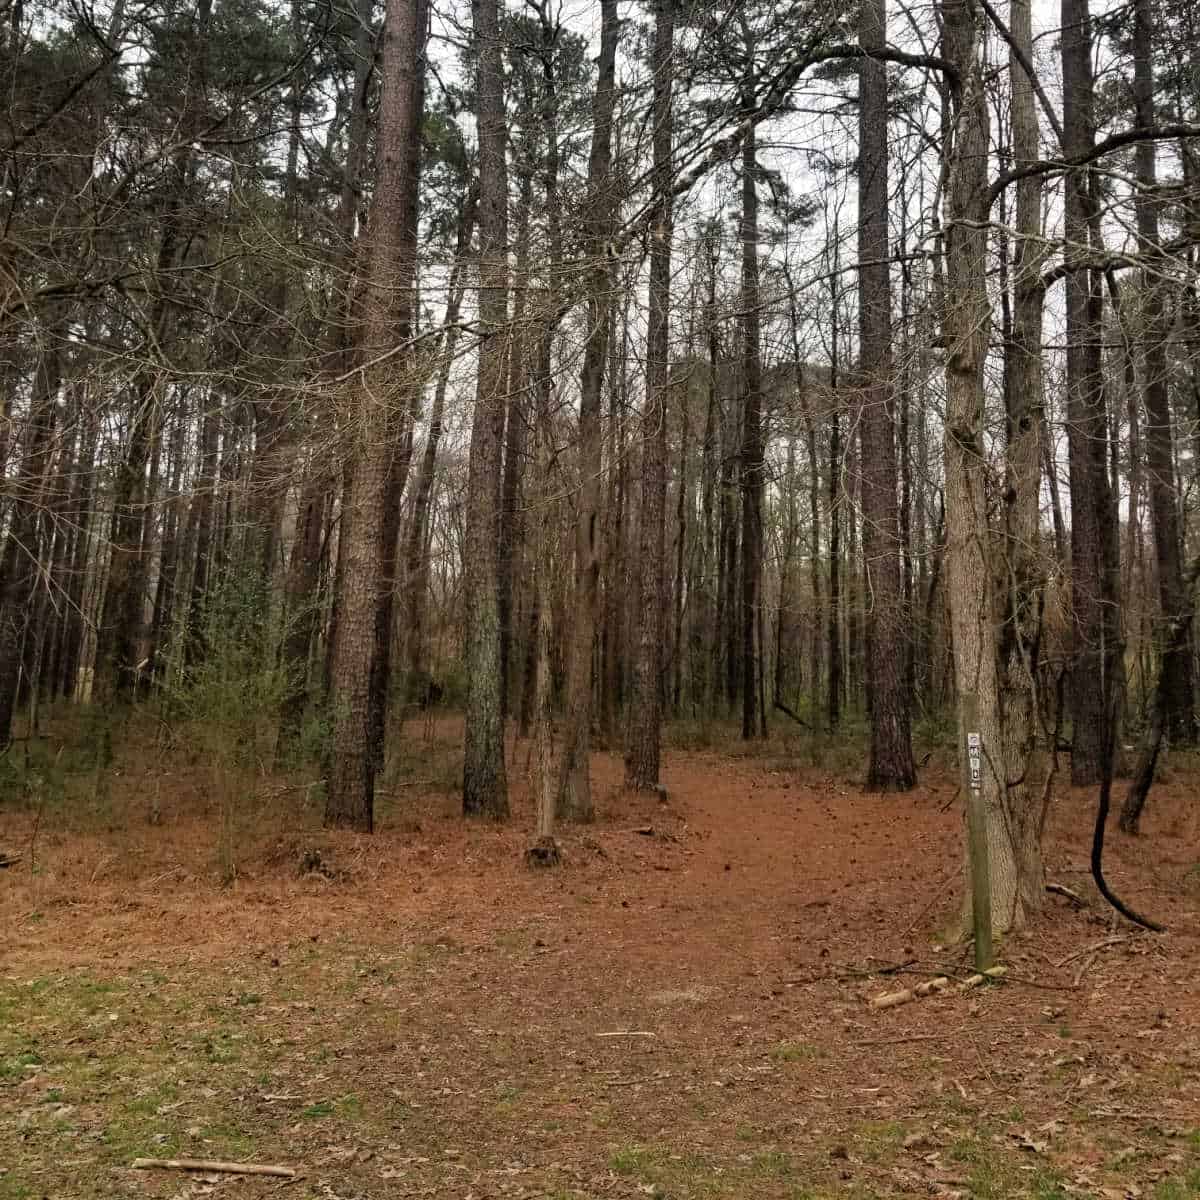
[159,571,295,883]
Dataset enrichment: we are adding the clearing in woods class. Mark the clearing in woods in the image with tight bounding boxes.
[1,716,1199,1199]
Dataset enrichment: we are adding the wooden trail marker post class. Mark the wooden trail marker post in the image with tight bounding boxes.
[962,695,993,970]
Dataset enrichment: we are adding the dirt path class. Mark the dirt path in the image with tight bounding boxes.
[2,727,1199,1198]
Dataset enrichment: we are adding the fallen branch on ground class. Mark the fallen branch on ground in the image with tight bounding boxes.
[1055,934,1132,968]
[595,1030,656,1038]
[782,958,916,986]
[869,965,1006,1010]
[853,1033,949,1047]
[131,1158,295,1178]
[1046,882,1087,907]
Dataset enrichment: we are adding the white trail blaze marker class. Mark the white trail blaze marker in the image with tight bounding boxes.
[964,721,993,970]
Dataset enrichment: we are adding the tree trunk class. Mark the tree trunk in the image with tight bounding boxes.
[185,389,220,660]
[499,166,531,721]
[279,458,328,741]
[248,0,306,580]
[625,0,674,792]
[402,187,476,690]
[599,302,627,743]
[1062,0,1120,785]
[828,231,843,731]
[1133,0,1194,744]
[100,0,212,697]
[325,0,425,831]
[367,1,428,773]
[739,45,765,743]
[531,415,557,841]
[699,252,720,716]
[556,0,619,818]
[672,368,689,715]
[996,0,1049,917]
[0,340,59,745]
[858,0,915,787]
[942,0,1038,931]
[58,391,98,699]
[462,0,510,818]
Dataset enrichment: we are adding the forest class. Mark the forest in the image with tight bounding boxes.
[2,0,1200,1194]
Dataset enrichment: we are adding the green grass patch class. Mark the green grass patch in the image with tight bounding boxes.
[768,1040,818,1063]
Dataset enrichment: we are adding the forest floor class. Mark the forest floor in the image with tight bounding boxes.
[1,712,1199,1200]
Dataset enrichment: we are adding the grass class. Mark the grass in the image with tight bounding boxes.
[768,1040,819,1063]
[751,1149,794,1177]
[4,952,1197,1200]
[1154,1171,1200,1200]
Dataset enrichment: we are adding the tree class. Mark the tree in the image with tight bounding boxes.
[625,0,676,793]
[0,337,60,746]
[557,0,621,820]
[325,0,426,830]
[996,0,1050,917]
[1131,0,1194,747]
[739,14,766,743]
[941,0,1041,930]
[462,0,511,819]
[1062,0,1122,785]
[858,0,916,789]
[99,0,214,699]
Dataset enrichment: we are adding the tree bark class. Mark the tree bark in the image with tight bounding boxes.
[556,0,620,817]
[996,0,1049,918]
[325,0,425,831]
[625,0,675,792]
[499,163,531,722]
[739,38,765,743]
[1132,0,1194,744]
[1062,0,1121,785]
[462,0,510,818]
[599,301,627,743]
[858,0,915,788]
[368,0,428,772]
[941,0,1037,931]
[0,339,60,745]
[402,187,476,690]
[828,228,843,731]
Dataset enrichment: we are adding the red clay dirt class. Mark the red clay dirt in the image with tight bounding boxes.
[1,717,1198,1199]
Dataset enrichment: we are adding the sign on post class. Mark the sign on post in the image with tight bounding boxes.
[963,717,993,971]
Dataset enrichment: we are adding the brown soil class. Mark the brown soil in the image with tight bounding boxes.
[1,716,1198,1199]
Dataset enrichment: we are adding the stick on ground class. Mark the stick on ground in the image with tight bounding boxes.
[1055,934,1131,968]
[1045,882,1087,907]
[869,965,1006,1010]
[131,1158,296,1178]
